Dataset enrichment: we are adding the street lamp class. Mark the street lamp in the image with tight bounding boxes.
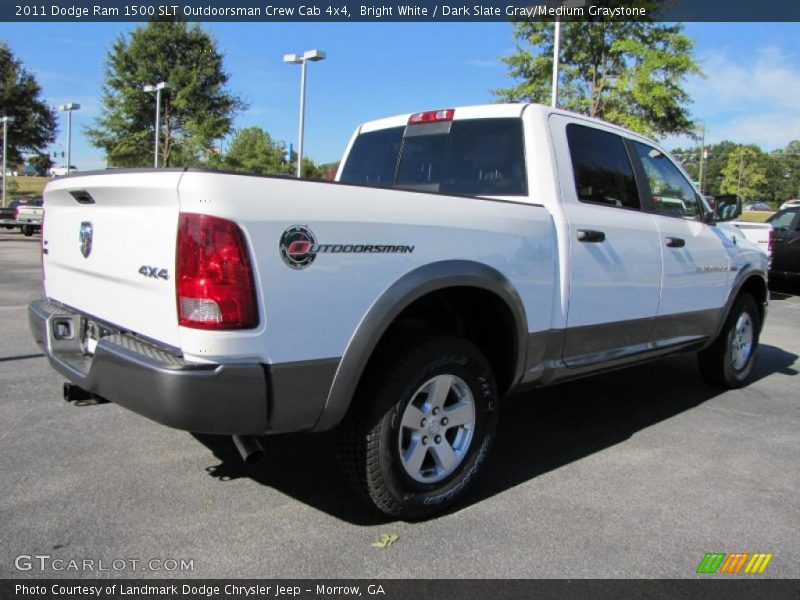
[143,82,169,168]
[551,0,586,107]
[284,49,326,178]
[1,116,15,207]
[58,103,81,174]
[697,122,706,195]
[736,148,747,197]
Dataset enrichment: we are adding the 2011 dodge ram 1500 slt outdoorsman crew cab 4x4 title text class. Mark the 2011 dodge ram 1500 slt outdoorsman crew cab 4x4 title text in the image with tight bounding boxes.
[30,104,768,518]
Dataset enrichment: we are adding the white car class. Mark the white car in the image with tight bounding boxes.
[29,104,768,518]
[779,199,800,211]
[48,165,77,177]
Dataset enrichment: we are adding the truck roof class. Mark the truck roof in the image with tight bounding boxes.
[356,102,657,147]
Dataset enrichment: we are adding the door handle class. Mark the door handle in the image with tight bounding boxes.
[665,237,685,248]
[577,229,606,243]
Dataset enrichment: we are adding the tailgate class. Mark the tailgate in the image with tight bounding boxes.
[42,170,184,348]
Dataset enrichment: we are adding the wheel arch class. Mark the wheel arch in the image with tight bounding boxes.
[312,260,529,431]
[704,267,768,349]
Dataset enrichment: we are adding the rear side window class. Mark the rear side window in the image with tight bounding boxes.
[340,118,527,196]
[396,119,527,196]
[768,209,799,231]
[339,127,404,187]
[566,124,640,210]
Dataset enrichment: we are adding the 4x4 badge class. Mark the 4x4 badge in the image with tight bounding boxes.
[79,221,93,258]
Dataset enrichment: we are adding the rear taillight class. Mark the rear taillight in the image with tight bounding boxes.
[14,207,20,219]
[768,229,774,253]
[176,213,258,330]
[408,108,455,124]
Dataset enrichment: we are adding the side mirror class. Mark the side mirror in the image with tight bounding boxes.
[712,194,742,222]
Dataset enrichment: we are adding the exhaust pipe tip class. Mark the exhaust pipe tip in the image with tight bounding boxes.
[232,435,265,465]
[63,382,92,402]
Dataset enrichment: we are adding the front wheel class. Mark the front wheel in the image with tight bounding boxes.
[698,293,761,389]
[22,225,33,237]
[337,335,498,520]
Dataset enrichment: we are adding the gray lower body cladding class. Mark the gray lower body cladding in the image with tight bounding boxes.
[28,298,339,435]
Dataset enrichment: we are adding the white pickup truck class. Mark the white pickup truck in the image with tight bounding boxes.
[732,220,772,256]
[14,198,44,236]
[29,104,768,518]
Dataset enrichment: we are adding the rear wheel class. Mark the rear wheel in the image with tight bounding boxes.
[22,225,33,237]
[337,334,498,520]
[698,293,761,389]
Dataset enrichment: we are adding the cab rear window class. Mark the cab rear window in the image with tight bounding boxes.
[339,118,527,196]
[339,127,404,188]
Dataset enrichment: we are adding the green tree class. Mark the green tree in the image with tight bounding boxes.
[299,156,328,179]
[494,19,702,138]
[672,140,739,197]
[770,141,800,202]
[86,21,245,167]
[719,146,768,201]
[27,153,53,176]
[701,141,739,198]
[0,42,57,165]
[223,127,292,175]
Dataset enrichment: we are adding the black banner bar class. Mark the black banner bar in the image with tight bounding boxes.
[2,580,800,600]
[2,0,800,22]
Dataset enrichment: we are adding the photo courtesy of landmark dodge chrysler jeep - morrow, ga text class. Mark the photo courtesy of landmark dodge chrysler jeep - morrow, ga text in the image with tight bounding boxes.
[30,104,768,519]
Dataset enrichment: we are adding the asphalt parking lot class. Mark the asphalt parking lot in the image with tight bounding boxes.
[0,229,798,579]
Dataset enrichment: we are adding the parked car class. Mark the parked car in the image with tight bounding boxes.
[0,200,23,229]
[744,201,772,212]
[48,165,78,177]
[768,207,800,282]
[29,104,769,519]
[0,198,42,232]
[779,199,800,211]
[732,220,771,256]
[15,197,44,236]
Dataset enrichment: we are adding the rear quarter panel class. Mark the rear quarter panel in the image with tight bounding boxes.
[176,172,556,365]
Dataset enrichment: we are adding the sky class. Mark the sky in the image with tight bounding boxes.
[1,21,799,170]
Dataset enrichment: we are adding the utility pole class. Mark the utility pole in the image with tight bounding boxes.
[698,123,706,195]
[550,0,587,108]
[736,148,746,198]
[1,116,15,207]
[551,19,561,108]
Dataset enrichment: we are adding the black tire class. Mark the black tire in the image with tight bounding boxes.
[22,225,33,237]
[698,293,761,389]
[337,334,498,520]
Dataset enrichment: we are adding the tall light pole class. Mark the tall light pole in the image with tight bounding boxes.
[143,82,169,168]
[551,0,586,108]
[58,103,81,174]
[284,49,326,178]
[1,116,15,207]
[697,122,706,195]
[551,20,561,107]
[736,148,746,198]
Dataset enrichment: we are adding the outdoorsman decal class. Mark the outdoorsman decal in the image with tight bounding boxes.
[279,225,414,270]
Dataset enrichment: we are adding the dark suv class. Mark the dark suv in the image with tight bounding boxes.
[768,207,800,283]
